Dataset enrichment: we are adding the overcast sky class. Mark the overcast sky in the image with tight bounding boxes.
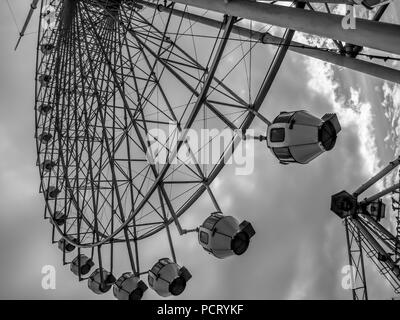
[0,1,399,300]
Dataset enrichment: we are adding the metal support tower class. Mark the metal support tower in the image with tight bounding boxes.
[167,0,400,55]
[331,157,400,299]
[140,0,399,83]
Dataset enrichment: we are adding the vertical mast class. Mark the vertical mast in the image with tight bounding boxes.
[15,0,40,50]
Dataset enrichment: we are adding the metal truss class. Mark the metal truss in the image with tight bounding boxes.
[333,157,400,299]
[25,0,400,298]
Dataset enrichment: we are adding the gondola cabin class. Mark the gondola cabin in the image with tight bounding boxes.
[267,111,341,165]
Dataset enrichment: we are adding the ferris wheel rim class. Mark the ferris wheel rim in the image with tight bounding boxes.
[36,0,293,249]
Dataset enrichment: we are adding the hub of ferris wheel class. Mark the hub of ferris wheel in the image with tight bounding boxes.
[15,0,399,299]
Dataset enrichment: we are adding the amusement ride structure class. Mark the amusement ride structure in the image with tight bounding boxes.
[11,0,400,299]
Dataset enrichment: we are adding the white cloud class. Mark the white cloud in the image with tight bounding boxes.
[286,242,315,299]
[304,56,380,180]
[284,34,388,299]
[382,82,400,156]
[381,82,400,230]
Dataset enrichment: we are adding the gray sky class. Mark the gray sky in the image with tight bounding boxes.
[0,1,399,300]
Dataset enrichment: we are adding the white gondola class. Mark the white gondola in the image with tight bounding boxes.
[113,272,148,300]
[46,186,60,199]
[267,111,341,165]
[39,74,52,87]
[38,132,52,144]
[70,254,94,276]
[40,43,54,55]
[198,213,255,259]
[51,211,67,226]
[41,159,56,172]
[88,268,116,294]
[148,258,192,297]
[38,103,52,114]
[57,236,75,253]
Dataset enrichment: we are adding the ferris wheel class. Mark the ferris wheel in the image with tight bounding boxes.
[15,0,400,299]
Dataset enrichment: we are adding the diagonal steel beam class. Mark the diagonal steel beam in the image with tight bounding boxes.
[242,1,306,128]
[345,218,368,300]
[142,2,400,83]
[168,0,400,55]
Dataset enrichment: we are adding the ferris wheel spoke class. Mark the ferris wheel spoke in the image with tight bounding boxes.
[139,26,249,111]
[72,17,109,224]
[77,3,139,273]
[157,188,177,263]
[136,2,256,108]
[121,33,179,124]
[96,14,241,235]
[50,22,77,228]
[128,25,239,195]
[119,13,183,124]
[184,141,222,213]
[79,4,188,241]
[67,11,118,244]
[83,5,142,250]
[130,30,241,132]
[117,18,247,170]
[81,2,172,245]
[126,97,189,235]
[121,6,250,121]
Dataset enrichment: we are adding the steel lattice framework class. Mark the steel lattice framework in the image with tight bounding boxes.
[17,0,400,299]
[332,158,400,299]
